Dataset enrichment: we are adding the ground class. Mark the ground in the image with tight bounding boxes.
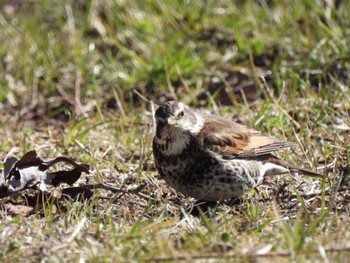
[0,0,350,262]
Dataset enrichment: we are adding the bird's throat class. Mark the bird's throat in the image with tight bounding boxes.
[155,125,191,155]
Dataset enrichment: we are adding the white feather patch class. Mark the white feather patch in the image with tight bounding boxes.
[187,113,204,134]
[262,162,289,176]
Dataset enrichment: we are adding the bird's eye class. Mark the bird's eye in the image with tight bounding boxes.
[178,111,184,118]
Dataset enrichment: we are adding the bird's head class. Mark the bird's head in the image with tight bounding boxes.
[154,101,202,132]
[155,101,184,124]
[153,101,203,154]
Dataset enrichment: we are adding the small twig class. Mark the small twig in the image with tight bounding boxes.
[206,92,219,114]
[316,158,336,170]
[74,69,85,115]
[56,84,75,107]
[239,87,249,109]
[52,217,87,252]
[175,64,190,93]
[31,70,40,109]
[292,128,313,169]
[277,81,286,103]
[19,70,41,117]
[65,3,75,47]
[329,166,345,210]
[165,64,177,101]
[133,89,158,133]
[112,88,126,119]
[65,216,86,243]
[151,101,156,133]
[133,89,158,106]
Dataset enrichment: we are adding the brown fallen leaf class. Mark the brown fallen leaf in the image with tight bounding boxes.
[0,150,90,198]
[1,203,34,216]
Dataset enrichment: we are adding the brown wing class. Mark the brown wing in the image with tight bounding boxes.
[198,116,294,157]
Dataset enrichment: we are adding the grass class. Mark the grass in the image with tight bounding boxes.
[0,0,350,262]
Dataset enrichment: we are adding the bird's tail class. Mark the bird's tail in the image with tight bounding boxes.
[271,159,324,179]
[262,154,325,179]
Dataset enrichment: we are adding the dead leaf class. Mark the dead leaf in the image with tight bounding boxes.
[0,150,90,198]
[3,154,18,179]
[1,203,33,216]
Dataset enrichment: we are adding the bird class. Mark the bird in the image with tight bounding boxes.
[152,101,323,202]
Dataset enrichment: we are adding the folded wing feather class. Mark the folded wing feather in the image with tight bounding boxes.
[198,116,294,157]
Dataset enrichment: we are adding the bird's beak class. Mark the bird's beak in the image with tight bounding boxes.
[166,116,177,125]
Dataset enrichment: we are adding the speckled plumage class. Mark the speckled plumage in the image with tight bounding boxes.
[152,101,322,201]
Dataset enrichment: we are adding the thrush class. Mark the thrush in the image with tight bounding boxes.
[152,101,322,202]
